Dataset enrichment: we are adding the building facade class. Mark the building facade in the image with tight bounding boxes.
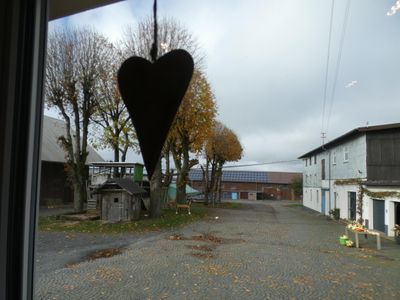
[189,169,302,200]
[40,116,104,205]
[299,123,400,236]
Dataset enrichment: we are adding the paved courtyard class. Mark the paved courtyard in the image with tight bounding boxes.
[35,201,400,299]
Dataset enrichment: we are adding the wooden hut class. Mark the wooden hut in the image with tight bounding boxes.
[98,178,146,222]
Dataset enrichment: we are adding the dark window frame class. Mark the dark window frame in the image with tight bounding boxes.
[0,0,47,298]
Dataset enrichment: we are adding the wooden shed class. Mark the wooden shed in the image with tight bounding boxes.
[98,178,146,222]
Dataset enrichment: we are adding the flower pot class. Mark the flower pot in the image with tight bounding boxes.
[339,237,348,245]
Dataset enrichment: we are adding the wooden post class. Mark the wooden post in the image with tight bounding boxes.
[355,232,359,248]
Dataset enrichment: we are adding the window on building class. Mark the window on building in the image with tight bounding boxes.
[344,146,349,162]
[305,159,307,167]
[321,159,326,180]
[314,156,317,164]
[332,152,336,165]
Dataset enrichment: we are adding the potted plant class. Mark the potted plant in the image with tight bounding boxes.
[393,224,400,245]
[339,235,348,245]
[329,208,340,220]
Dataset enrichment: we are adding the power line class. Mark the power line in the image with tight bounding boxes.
[162,159,301,176]
[321,0,335,137]
[212,159,299,169]
[326,0,352,134]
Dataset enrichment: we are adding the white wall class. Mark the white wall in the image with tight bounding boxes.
[302,134,367,216]
[331,184,359,220]
[364,186,400,237]
[303,188,321,212]
[330,135,367,180]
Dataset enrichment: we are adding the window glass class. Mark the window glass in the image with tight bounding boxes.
[344,146,349,162]
[32,1,400,298]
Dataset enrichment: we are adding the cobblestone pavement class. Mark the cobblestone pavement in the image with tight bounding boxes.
[35,201,400,299]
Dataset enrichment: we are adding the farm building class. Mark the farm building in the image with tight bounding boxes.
[299,122,400,236]
[189,169,302,200]
[40,115,104,206]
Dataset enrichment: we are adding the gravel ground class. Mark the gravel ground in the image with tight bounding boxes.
[34,200,400,299]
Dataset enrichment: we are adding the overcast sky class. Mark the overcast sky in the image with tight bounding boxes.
[48,0,400,172]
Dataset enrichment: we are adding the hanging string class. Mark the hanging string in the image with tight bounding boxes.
[150,0,158,62]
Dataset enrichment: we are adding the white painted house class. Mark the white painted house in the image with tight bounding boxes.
[299,123,400,237]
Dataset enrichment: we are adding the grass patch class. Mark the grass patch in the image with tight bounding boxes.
[38,204,207,234]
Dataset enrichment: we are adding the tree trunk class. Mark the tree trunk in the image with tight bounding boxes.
[171,138,190,204]
[150,158,162,218]
[202,160,210,205]
[216,166,223,203]
[113,138,120,177]
[73,181,85,211]
[176,173,186,204]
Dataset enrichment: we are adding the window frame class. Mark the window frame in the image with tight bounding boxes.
[343,146,349,162]
[0,0,47,298]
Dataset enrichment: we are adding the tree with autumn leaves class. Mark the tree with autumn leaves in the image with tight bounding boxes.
[45,19,241,216]
[203,122,243,205]
[120,18,239,209]
[123,18,212,215]
[168,70,217,204]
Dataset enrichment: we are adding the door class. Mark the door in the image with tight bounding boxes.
[373,199,385,232]
[321,190,326,214]
[349,192,357,220]
[395,202,400,225]
[240,192,248,200]
[110,197,124,221]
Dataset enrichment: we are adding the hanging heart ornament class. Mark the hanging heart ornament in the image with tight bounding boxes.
[117,49,194,179]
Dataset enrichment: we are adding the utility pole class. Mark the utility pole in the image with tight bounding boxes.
[321,132,327,146]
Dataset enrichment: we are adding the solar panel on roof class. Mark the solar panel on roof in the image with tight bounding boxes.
[189,169,300,184]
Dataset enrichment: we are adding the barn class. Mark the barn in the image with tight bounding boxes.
[189,169,302,200]
[40,115,104,206]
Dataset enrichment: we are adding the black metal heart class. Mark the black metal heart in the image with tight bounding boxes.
[117,49,194,180]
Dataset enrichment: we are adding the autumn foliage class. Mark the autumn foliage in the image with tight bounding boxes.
[203,122,243,204]
[168,70,217,203]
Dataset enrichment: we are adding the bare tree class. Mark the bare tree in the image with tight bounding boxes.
[122,17,205,217]
[90,43,138,175]
[45,28,111,211]
[122,17,204,66]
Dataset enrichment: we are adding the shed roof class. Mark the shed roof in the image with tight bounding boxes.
[298,122,400,159]
[189,169,301,185]
[99,178,146,195]
[41,115,104,163]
